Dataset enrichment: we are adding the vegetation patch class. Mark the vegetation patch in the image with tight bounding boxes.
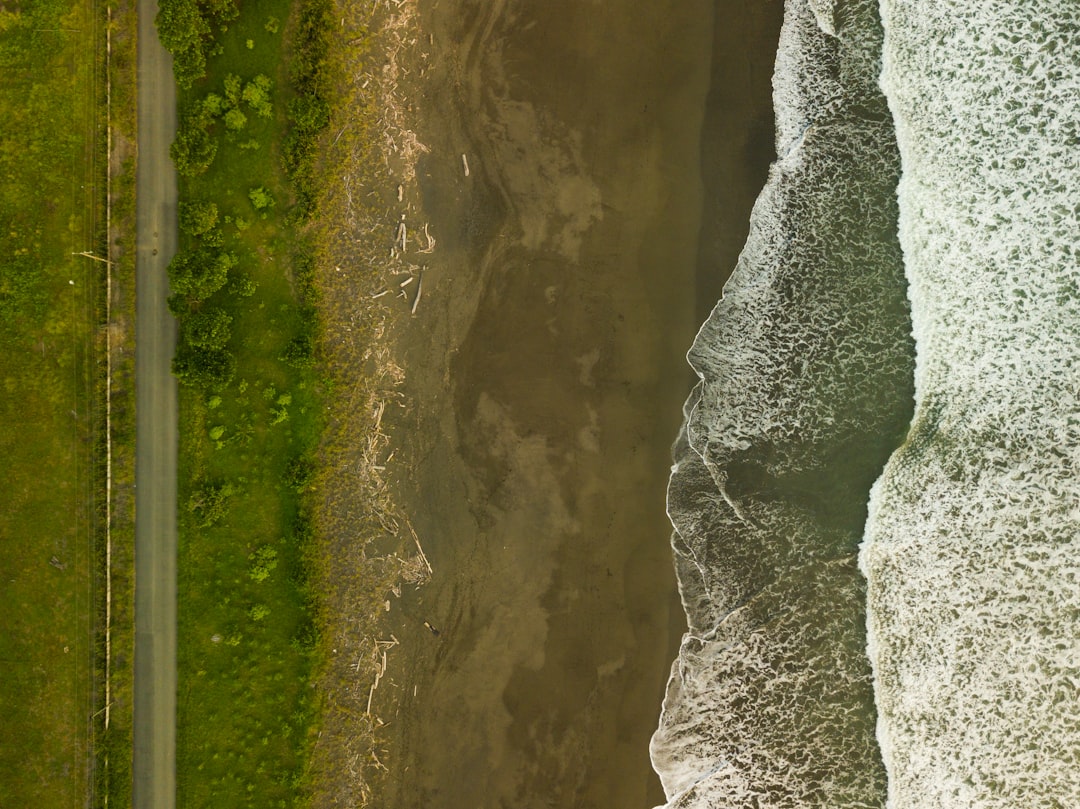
[158,0,331,805]
[161,0,431,805]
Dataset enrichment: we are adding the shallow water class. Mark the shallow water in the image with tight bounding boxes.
[651,0,915,805]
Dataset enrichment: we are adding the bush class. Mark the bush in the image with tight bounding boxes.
[223,73,242,106]
[187,480,235,527]
[199,0,239,24]
[184,307,232,350]
[248,546,278,582]
[229,275,258,297]
[171,105,218,176]
[202,92,227,117]
[168,247,236,302]
[224,107,247,131]
[179,200,219,236]
[280,334,314,368]
[290,0,331,92]
[172,343,236,389]
[284,456,315,493]
[243,75,273,118]
[248,187,275,211]
[287,94,329,136]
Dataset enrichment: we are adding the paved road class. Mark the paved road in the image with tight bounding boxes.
[132,0,178,806]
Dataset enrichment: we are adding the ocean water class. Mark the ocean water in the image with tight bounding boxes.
[654,0,1080,806]
[861,2,1080,807]
[650,0,915,805]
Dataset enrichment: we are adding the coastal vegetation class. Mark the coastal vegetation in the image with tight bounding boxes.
[0,0,137,806]
[159,0,433,802]
[158,0,333,804]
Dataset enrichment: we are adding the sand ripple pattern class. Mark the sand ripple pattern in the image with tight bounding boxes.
[861,2,1080,806]
[651,0,914,806]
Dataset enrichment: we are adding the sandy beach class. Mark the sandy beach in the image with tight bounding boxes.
[359,1,783,806]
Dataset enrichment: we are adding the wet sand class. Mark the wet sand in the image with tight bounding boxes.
[373,1,782,806]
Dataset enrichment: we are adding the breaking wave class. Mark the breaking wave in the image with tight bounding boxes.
[861,2,1080,806]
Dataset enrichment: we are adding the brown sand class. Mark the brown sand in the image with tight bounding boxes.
[364,1,783,807]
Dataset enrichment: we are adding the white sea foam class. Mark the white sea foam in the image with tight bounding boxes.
[651,0,913,806]
[861,2,1080,806]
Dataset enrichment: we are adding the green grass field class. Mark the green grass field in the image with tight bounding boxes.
[167,2,329,805]
[0,1,110,806]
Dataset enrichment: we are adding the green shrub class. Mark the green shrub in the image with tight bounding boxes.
[168,247,236,302]
[171,104,218,176]
[284,456,315,493]
[187,480,235,527]
[248,186,275,211]
[280,334,314,368]
[242,75,273,118]
[223,73,242,106]
[172,344,236,390]
[229,274,258,297]
[202,92,227,117]
[200,0,239,24]
[288,94,329,136]
[248,546,278,583]
[290,0,331,92]
[179,200,220,236]
[185,307,232,350]
[224,107,247,131]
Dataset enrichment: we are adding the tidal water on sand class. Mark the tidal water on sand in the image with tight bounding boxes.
[654,0,1080,807]
[651,0,914,805]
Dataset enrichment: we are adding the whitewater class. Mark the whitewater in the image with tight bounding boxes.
[861,1,1080,806]
[650,0,913,805]
[652,0,1080,807]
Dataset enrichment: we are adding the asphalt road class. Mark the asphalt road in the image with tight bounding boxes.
[132,0,178,806]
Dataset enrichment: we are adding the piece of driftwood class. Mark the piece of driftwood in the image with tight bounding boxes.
[462,153,470,177]
[410,275,423,315]
[412,527,432,572]
[418,223,435,253]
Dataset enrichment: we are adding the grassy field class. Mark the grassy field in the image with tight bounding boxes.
[0,0,114,806]
[165,1,330,805]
